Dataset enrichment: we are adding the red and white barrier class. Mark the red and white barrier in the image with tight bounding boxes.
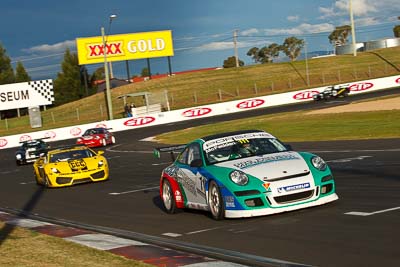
[1,75,399,149]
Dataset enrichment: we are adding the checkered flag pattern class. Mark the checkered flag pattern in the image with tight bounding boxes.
[28,79,55,103]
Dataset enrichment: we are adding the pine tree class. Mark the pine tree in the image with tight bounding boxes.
[0,43,15,84]
[15,61,31,82]
[53,48,84,106]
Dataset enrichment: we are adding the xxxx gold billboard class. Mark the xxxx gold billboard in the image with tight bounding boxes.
[76,30,174,65]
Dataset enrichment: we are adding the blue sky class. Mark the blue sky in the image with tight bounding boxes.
[1,0,399,80]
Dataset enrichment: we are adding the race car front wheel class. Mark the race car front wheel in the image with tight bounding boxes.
[208,180,225,220]
[43,175,50,188]
[162,179,176,214]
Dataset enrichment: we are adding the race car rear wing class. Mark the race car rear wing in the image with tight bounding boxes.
[153,144,186,161]
[19,137,51,144]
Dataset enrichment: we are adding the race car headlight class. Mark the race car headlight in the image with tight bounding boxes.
[311,156,327,171]
[95,136,100,140]
[16,154,22,160]
[51,167,60,173]
[77,138,82,142]
[229,170,249,185]
[98,160,104,167]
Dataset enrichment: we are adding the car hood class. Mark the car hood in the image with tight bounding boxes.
[214,151,310,181]
[47,157,104,171]
[82,135,96,140]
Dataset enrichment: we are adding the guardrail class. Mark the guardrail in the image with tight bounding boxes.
[1,74,399,150]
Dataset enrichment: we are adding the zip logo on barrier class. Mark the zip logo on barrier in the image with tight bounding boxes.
[0,138,7,148]
[349,82,373,91]
[395,77,400,84]
[182,108,212,117]
[70,127,82,136]
[293,91,319,100]
[124,117,155,126]
[44,131,56,139]
[236,99,265,109]
[19,135,32,142]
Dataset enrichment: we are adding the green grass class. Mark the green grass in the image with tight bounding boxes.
[0,222,154,267]
[153,108,400,144]
[1,46,400,137]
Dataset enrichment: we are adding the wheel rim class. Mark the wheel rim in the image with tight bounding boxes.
[209,184,220,216]
[162,181,172,210]
[102,139,106,146]
[111,136,116,144]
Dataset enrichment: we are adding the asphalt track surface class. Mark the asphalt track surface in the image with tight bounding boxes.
[0,89,399,267]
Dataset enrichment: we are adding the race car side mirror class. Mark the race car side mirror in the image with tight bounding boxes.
[97,151,104,155]
[190,159,203,168]
[285,144,293,151]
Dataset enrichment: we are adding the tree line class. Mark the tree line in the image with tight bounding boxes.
[223,22,400,68]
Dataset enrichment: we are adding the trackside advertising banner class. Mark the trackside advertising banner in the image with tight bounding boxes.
[76,30,174,65]
[0,80,54,111]
[0,74,399,149]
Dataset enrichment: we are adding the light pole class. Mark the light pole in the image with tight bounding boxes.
[102,14,117,120]
[349,0,357,56]
[304,38,310,87]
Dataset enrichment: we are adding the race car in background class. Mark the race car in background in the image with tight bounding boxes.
[15,138,50,165]
[154,129,338,220]
[313,84,350,101]
[33,145,109,188]
[76,127,115,148]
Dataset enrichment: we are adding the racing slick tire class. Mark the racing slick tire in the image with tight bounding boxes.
[162,179,176,214]
[43,175,50,188]
[208,180,225,220]
[34,173,40,185]
[102,138,107,147]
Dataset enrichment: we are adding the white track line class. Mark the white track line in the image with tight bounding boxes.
[345,206,400,216]
[109,186,159,195]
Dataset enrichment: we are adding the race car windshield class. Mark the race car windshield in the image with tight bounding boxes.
[50,149,93,162]
[205,137,288,164]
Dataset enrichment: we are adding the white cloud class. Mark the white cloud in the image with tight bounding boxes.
[287,15,300,22]
[262,23,334,35]
[335,0,377,16]
[195,41,233,52]
[355,16,380,27]
[241,28,259,36]
[319,0,390,19]
[194,40,266,52]
[22,40,76,54]
[318,6,338,19]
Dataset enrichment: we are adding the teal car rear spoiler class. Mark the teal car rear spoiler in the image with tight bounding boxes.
[153,144,186,161]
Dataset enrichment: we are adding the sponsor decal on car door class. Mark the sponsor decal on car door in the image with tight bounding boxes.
[175,143,207,206]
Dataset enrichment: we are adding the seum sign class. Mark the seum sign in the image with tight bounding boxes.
[0,80,54,111]
[76,30,174,65]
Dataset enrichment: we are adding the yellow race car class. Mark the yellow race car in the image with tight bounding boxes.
[33,145,109,188]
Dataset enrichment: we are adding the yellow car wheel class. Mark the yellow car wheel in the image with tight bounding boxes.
[34,173,40,185]
[43,175,50,187]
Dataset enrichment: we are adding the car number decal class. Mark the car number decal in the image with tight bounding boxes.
[69,159,87,171]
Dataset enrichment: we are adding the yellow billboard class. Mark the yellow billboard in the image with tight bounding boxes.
[76,30,174,65]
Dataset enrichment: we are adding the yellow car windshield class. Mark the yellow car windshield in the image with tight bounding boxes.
[50,149,93,163]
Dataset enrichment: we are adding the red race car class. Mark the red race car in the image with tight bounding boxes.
[76,128,116,148]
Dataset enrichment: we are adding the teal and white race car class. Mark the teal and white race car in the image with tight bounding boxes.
[154,130,338,220]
